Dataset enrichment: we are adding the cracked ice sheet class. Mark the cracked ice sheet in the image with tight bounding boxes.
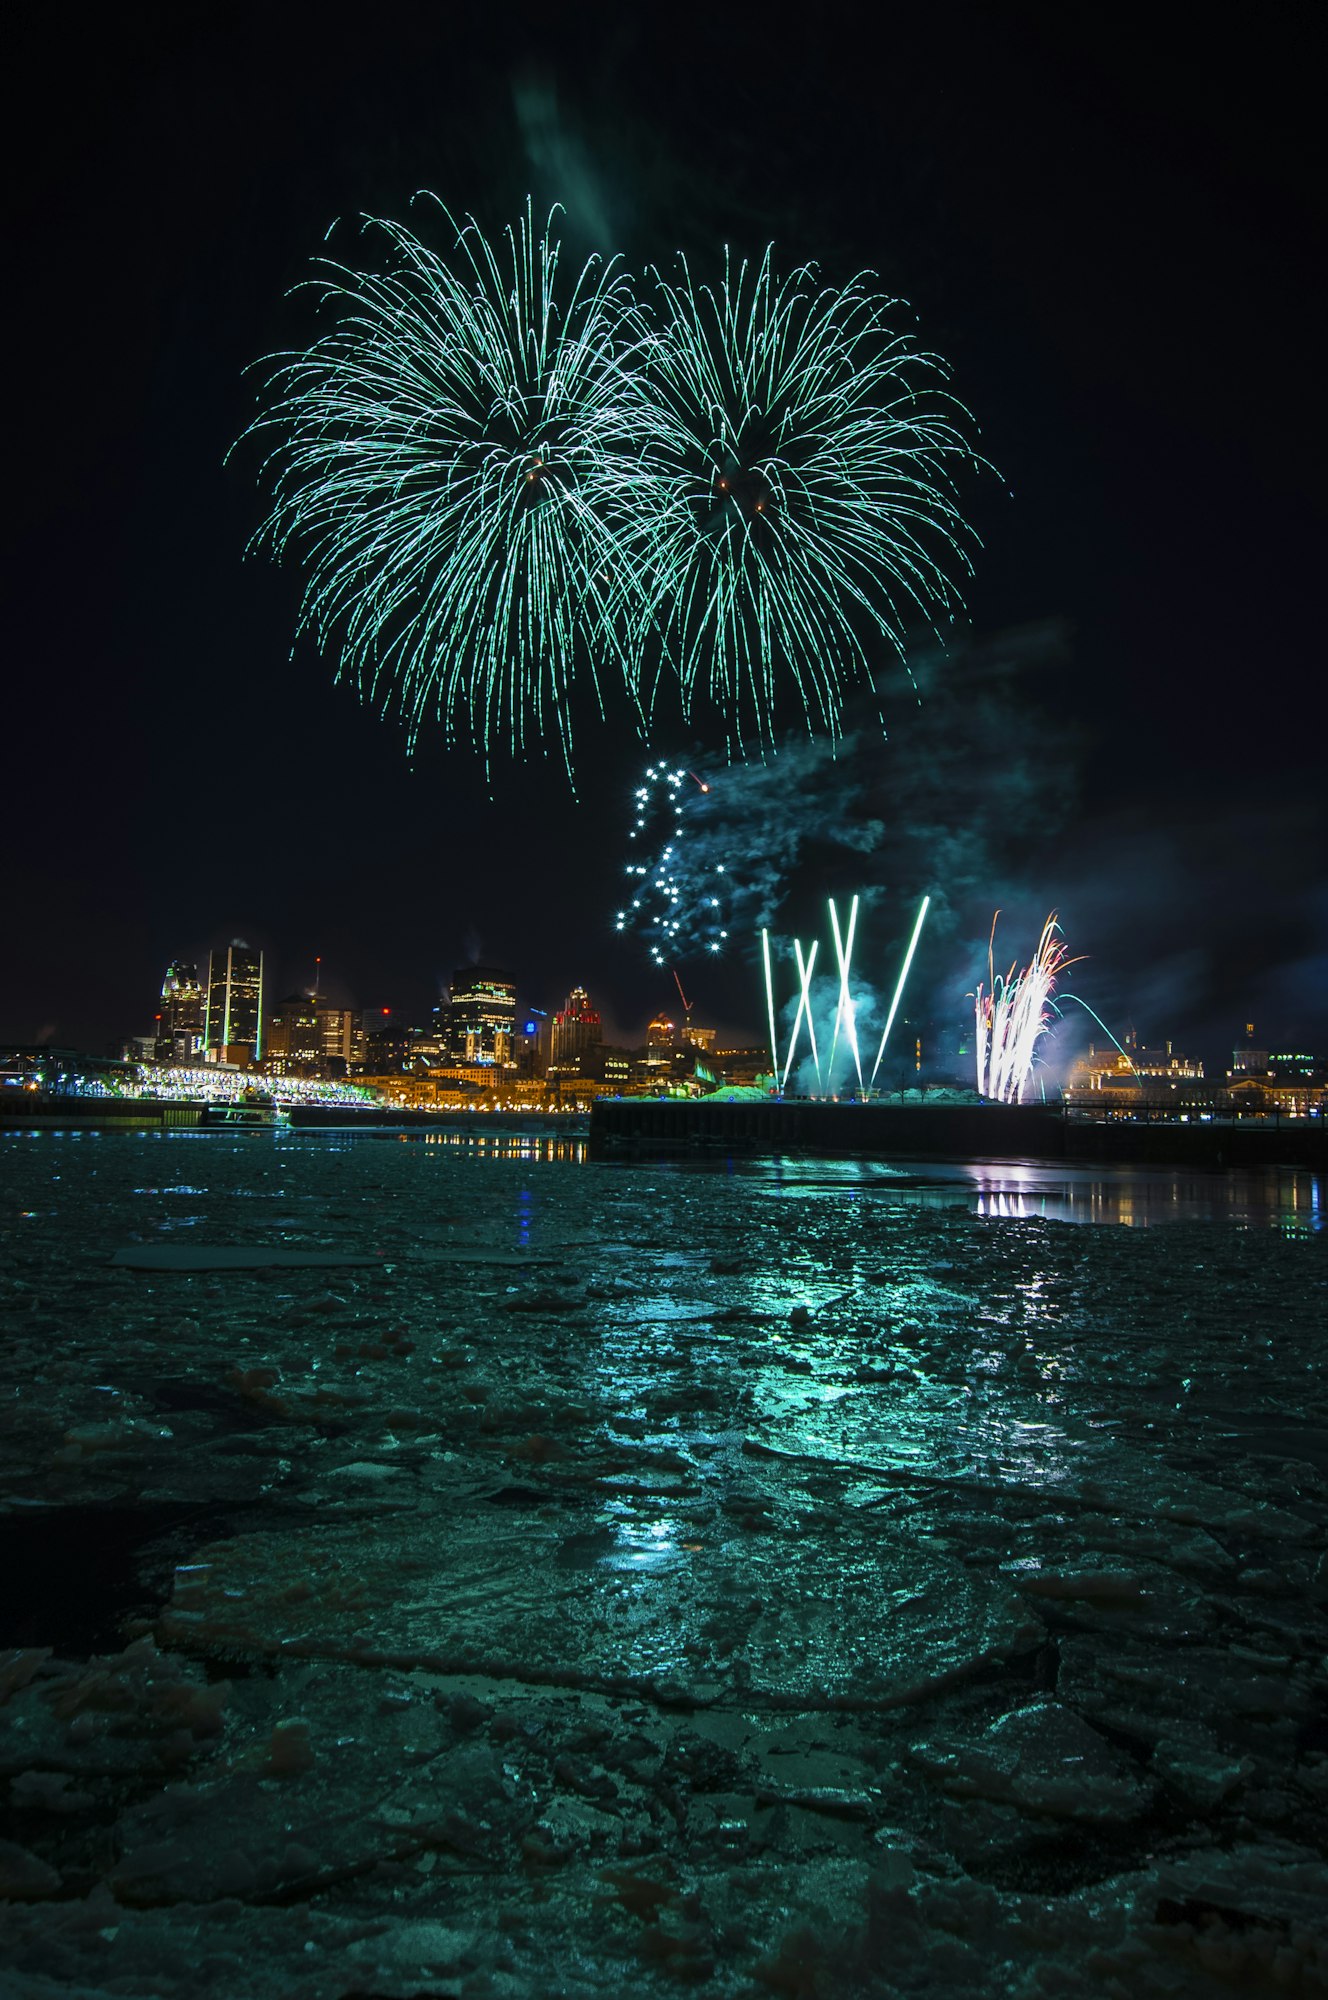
[155,1502,1042,1708]
[2,1131,1326,1998]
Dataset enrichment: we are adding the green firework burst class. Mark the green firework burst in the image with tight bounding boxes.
[237,198,653,773]
[634,247,986,745]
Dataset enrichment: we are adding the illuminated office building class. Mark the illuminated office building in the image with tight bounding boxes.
[316,1003,358,1074]
[265,992,321,1075]
[360,1017,412,1074]
[440,966,517,1066]
[204,940,264,1064]
[157,961,204,1062]
[549,986,602,1077]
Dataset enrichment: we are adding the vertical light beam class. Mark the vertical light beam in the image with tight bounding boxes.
[869,895,931,1089]
[761,928,779,1090]
[826,903,844,1080]
[827,896,863,1094]
[800,938,824,1094]
[781,938,820,1092]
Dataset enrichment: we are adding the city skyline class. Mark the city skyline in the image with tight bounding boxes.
[140,916,1320,1088]
[102,929,1327,1090]
[0,916,1312,1104]
[13,931,1323,1119]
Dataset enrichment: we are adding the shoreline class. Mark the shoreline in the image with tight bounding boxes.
[2,1093,1323,1167]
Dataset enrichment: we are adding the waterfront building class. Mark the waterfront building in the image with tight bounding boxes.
[1068,1035,1204,1097]
[421,1060,511,1095]
[1224,1039,1326,1116]
[204,941,264,1065]
[1227,1071,1327,1117]
[1230,1023,1269,1075]
[601,1048,632,1092]
[712,1046,771,1088]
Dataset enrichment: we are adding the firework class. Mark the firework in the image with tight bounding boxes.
[768,894,930,1098]
[237,199,650,773]
[614,761,729,966]
[762,929,779,1082]
[827,896,864,1093]
[868,894,931,1088]
[974,913,1077,1103]
[1058,994,1143,1083]
[242,205,988,770]
[634,248,984,745]
[780,938,822,1092]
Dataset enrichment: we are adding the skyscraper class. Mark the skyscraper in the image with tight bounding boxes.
[549,986,602,1076]
[157,961,204,1062]
[205,940,264,1064]
[440,967,516,1065]
[315,1003,359,1075]
[265,992,321,1074]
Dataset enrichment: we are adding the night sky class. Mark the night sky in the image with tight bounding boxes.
[6,6,1323,1066]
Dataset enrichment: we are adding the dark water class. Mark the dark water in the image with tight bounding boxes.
[727,1155,1324,1231]
[293,1128,1319,1231]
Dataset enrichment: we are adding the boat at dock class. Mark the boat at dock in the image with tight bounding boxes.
[201,1091,288,1130]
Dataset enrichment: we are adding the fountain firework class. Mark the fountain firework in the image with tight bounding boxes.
[973,912,1078,1102]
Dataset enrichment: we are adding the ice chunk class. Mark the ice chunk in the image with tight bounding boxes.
[109,1247,385,1271]
[155,1509,1041,1711]
[0,1840,61,1899]
[912,1698,1152,1822]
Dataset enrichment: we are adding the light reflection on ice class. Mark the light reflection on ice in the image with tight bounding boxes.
[602,1517,683,1576]
[732,1156,1322,1229]
[3,1128,1325,1996]
[1014,1271,1056,1321]
[394,1130,588,1166]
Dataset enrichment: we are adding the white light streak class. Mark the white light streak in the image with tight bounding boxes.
[869,895,931,1088]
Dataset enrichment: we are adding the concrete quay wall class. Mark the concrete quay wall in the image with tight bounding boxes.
[589,1097,1327,1168]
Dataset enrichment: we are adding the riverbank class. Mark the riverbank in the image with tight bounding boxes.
[4,1093,1322,1168]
